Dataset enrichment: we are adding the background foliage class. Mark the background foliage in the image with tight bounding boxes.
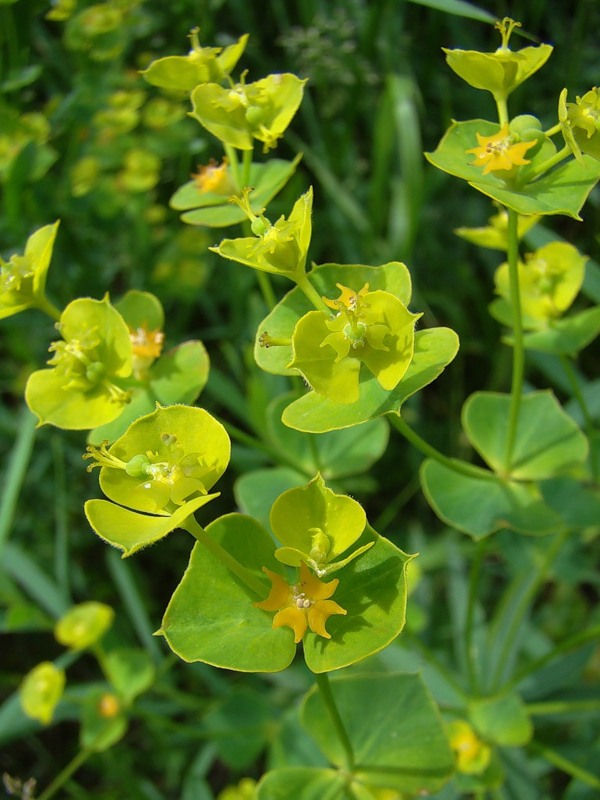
[1,0,599,798]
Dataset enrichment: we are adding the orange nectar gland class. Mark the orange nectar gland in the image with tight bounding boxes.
[254,562,347,643]
[467,124,537,175]
[129,325,164,360]
[98,693,121,718]
[191,158,235,195]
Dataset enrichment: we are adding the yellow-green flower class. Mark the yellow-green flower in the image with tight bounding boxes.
[467,124,536,175]
[289,282,420,404]
[254,562,346,643]
[559,87,600,161]
[447,720,491,775]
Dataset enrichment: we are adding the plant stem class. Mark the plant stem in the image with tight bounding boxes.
[224,143,241,189]
[388,414,500,482]
[256,270,278,309]
[529,740,600,789]
[526,144,571,182]
[314,672,355,769]
[34,294,62,322]
[36,748,93,800]
[182,515,266,596]
[503,208,524,473]
[241,147,253,188]
[297,274,330,313]
[544,122,561,137]
[494,93,509,127]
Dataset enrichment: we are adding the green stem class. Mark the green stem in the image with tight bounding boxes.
[388,414,500,482]
[256,270,278,309]
[224,144,241,189]
[544,122,561,138]
[296,275,330,313]
[314,672,355,769]
[34,294,62,322]
[216,414,308,475]
[182,515,266,596]
[503,208,524,473]
[36,747,93,800]
[527,699,600,716]
[526,144,571,182]
[241,147,253,188]
[489,528,569,690]
[494,93,509,127]
[529,740,600,790]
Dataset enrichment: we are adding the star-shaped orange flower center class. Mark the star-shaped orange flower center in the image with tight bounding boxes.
[467,124,536,175]
[254,561,347,643]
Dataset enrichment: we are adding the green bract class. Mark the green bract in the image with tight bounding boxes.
[254,262,458,431]
[455,208,539,251]
[289,283,421,404]
[0,220,59,319]
[171,155,302,228]
[84,405,230,555]
[54,602,114,650]
[211,188,312,281]
[190,73,307,152]
[559,86,600,161]
[426,119,600,220]
[25,296,133,429]
[20,662,65,725]
[141,29,248,92]
[492,241,587,327]
[443,18,552,103]
[159,513,413,674]
[270,474,372,575]
[88,290,210,445]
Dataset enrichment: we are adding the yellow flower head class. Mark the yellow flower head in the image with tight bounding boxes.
[254,561,347,643]
[467,124,536,175]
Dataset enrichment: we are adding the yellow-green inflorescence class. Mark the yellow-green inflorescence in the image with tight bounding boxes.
[289,282,421,403]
